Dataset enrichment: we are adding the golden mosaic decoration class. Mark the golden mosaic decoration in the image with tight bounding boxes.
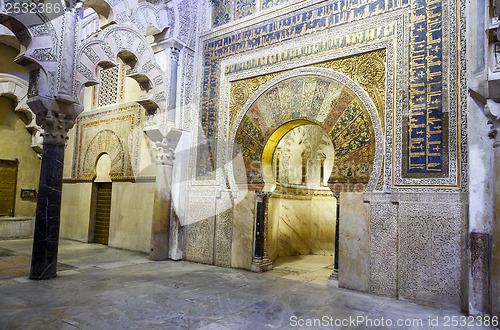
[229,49,386,134]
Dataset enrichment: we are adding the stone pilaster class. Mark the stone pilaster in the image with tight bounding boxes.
[57,8,78,103]
[30,111,75,280]
[485,100,500,318]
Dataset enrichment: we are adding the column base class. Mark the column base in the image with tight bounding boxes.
[327,269,339,287]
[29,273,57,280]
[328,268,339,280]
[251,256,273,272]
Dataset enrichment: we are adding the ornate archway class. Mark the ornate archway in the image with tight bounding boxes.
[228,67,384,193]
[81,129,127,180]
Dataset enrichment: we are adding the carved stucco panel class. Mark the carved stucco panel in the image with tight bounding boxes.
[398,201,466,309]
[369,199,398,297]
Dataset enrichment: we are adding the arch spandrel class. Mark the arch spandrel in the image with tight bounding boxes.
[229,68,383,192]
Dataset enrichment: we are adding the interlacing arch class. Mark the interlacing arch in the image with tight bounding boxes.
[75,24,166,114]
[0,0,59,108]
[85,0,172,37]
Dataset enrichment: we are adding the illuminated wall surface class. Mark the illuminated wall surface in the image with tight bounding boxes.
[200,0,461,189]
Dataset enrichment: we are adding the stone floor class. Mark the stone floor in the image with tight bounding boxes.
[267,255,335,286]
[0,239,495,330]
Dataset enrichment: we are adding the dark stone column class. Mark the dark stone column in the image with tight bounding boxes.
[470,232,491,312]
[251,192,272,272]
[30,112,74,280]
[30,141,65,279]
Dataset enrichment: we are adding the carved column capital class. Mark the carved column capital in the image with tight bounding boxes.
[42,111,75,144]
[155,138,175,166]
[153,125,183,166]
[170,47,180,63]
[486,100,500,148]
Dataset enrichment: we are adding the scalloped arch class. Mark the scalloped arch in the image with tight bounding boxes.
[132,1,171,36]
[76,25,165,111]
[0,3,58,100]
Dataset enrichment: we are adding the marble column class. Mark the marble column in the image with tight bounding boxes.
[329,193,340,281]
[485,101,500,318]
[251,192,272,272]
[30,112,74,280]
[150,139,174,260]
[149,128,182,261]
[167,47,180,123]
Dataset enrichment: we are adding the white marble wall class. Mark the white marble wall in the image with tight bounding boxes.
[231,192,255,269]
[60,182,93,242]
[109,182,155,253]
[338,192,370,292]
[267,194,336,260]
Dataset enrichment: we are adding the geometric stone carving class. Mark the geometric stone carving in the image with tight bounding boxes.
[398,200,466,309]
[185,197,216,264]
[214,191,233,268]
[98,65,120,107]
[369,196,398,297]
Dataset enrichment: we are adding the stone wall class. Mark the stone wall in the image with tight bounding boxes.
[268,194,336,259]
[60,181,156,253]
[365,192,468,310]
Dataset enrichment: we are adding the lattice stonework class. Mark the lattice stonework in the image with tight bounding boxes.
[98,65,120,107]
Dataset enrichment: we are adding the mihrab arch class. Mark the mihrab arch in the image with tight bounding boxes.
[228,67,384,193]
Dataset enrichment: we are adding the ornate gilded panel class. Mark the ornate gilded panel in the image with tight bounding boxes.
[198,0,464,190]
[235,0,256,19]
[233,75,375,186]
[212,0,232,27]
[72,104,143,179]
[261,0,289,10]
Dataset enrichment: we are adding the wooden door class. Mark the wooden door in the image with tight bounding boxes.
[94,182,112,245]
[0,160,18,217]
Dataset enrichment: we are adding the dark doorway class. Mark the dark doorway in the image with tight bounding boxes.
[94,182,112,245]
[0,159,18,217]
